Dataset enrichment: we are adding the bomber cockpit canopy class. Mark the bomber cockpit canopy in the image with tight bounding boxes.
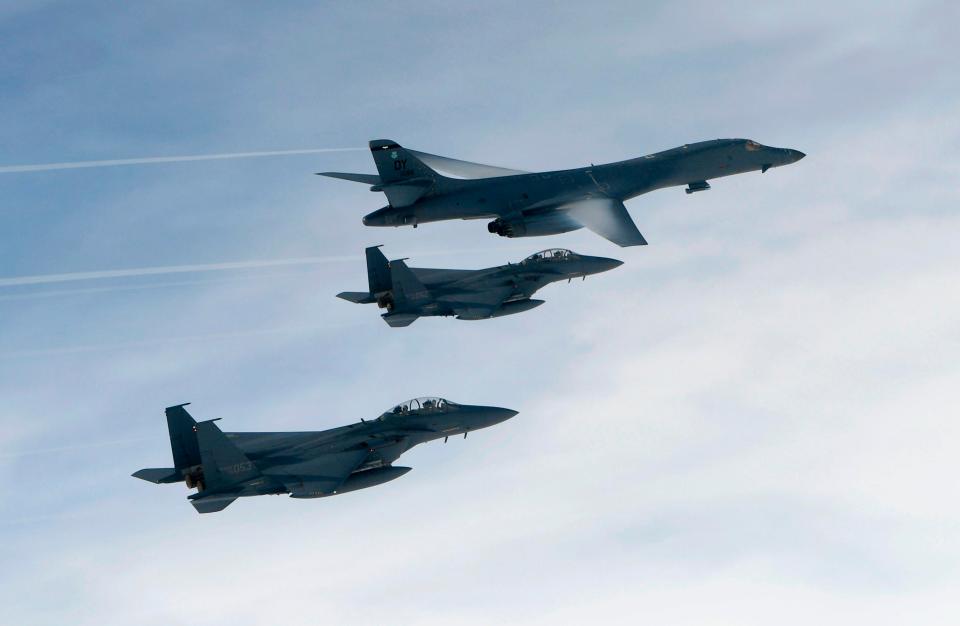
[382,397,453,418]
[521,248,578,264]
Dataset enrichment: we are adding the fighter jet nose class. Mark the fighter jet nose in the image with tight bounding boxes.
[484,407,519,424]
[362,215,371,226]
[585,257,624,275]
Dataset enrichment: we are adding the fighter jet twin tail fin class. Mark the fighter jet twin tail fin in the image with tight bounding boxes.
[336,246,429,327]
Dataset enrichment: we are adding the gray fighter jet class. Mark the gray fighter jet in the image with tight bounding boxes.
[338,245,622,327]
[320,138,804,247]
[133,399,517,514]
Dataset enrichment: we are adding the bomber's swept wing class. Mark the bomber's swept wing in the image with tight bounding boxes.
[264,449,371,498]
[407,149,528,179]
[563,198,648,247]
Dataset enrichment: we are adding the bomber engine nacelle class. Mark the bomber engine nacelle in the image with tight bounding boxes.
[487,213,581,238]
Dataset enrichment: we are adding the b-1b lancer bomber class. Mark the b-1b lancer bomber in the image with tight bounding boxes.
[338,245,622,327]
[133,400,517,513]
[321,138,804,247]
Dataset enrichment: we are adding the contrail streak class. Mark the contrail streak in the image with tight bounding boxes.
[0,147,365,173]
[0,255,357,287]
[0,267,319,302]
[0,247,496,288]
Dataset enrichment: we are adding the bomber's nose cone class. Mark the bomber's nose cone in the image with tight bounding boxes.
[789,149,806,163]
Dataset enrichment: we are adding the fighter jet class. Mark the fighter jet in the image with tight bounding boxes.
[338,245,622,327]
[133,399,517,514]
[320,138,804,247]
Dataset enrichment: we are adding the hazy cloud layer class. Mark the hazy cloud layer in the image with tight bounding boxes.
[1,2,958,625]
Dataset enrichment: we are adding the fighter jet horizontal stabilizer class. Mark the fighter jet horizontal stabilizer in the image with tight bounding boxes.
[337,291,377,304]
[189,493,239,514]
[132,467,181,484]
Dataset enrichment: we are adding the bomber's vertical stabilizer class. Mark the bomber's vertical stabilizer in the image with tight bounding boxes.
[368,139,438,207]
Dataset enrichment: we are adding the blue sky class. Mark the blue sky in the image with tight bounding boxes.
[1,2,958,624]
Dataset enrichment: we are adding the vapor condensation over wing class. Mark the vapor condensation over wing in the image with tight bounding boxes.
[0,147,365,173]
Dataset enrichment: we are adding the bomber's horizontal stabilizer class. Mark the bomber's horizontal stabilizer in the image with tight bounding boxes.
[337,291,377,304]
[132,467,181,484]
[317,172,382,185]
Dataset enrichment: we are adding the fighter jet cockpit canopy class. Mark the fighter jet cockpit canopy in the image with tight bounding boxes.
[381,397,454,419]
[521,248,578,264]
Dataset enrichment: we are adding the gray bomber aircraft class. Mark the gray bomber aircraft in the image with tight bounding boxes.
[338,245,622,327]
[320,138,804,247]
[133,399,517,513]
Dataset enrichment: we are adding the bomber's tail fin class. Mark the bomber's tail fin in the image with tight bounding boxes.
[194,420,261,493]
[368,139,439,207]
[369,139,439,184]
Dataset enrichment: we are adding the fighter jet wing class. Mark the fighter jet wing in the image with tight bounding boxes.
[264,448,370,497]
[407,149,528,179]
[563,198,648,247]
